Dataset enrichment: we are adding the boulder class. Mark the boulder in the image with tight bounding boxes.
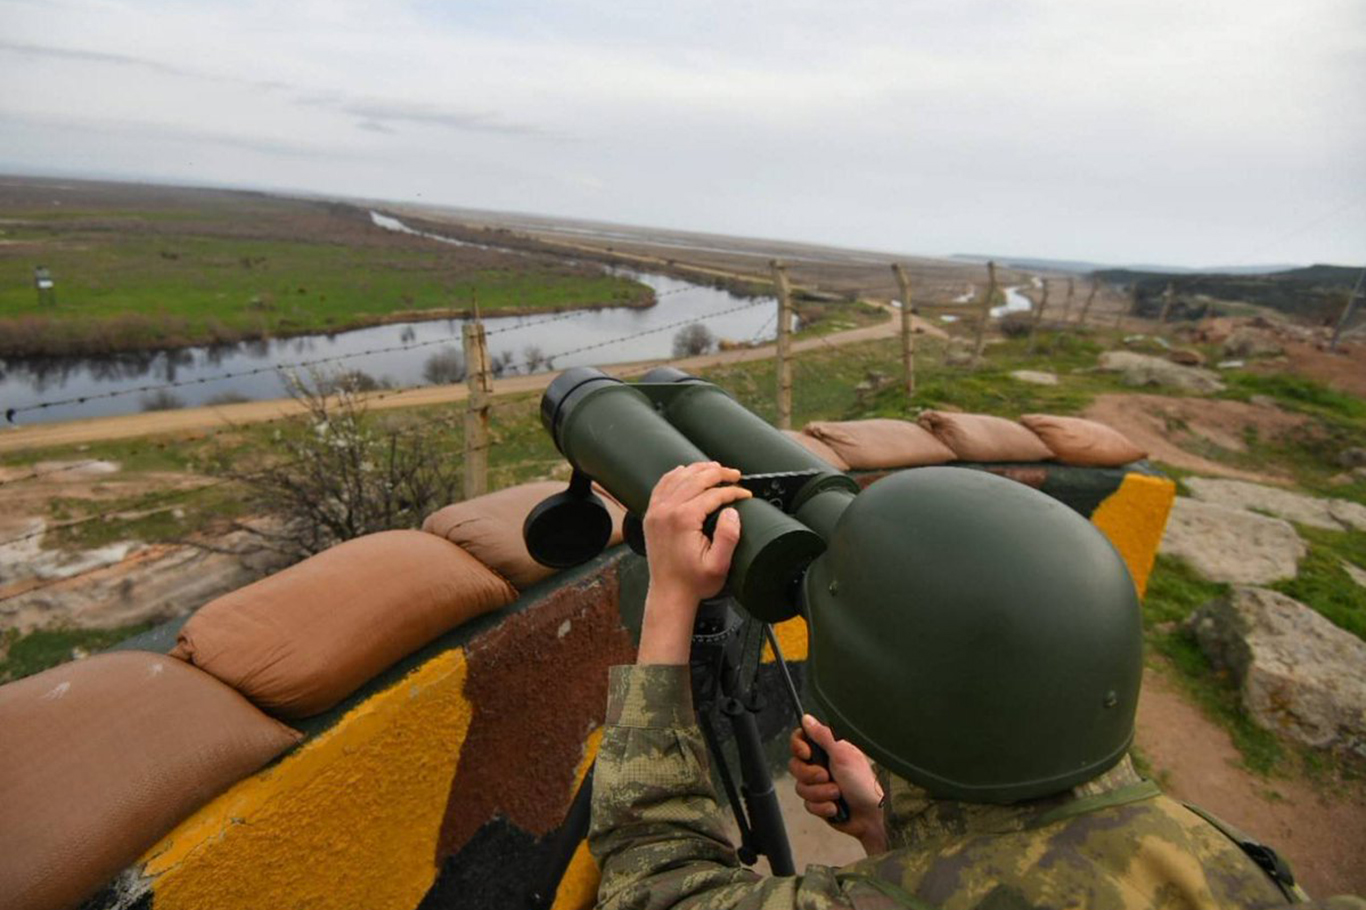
[1187,586,1366,756]
[1008,370,1058,386]
[1184,476,1366,532]
[1338,447,1366,469]
[1097,351,1225,393]
[1160,497,1305,584]
[1167,349,1206,367]
[1222,328,1284,359]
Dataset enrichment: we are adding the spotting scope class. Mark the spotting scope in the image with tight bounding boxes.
[525,365,861,621]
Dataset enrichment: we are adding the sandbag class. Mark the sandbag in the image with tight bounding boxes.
[171,530,516,717]
[1020,414,1147,467]
[918,411,1054,462]
[0,651,300,910]
[781,430,851,471]
[802,419,956,470]
[423,481,626,590]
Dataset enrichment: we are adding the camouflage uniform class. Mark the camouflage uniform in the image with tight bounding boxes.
[590,665,1363,910]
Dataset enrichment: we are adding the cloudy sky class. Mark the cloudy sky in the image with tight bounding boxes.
[1,0,1363,267]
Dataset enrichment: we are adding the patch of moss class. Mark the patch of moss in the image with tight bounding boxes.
[1271,525,1366,641]
[0,622,154,683]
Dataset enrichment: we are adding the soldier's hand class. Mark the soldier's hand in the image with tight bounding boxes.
[789,715,888,856]
[636,462,752,665]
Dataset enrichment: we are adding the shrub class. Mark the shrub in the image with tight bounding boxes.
[672,323,716,357]
[423,347,466,385]
[140,390,186,411]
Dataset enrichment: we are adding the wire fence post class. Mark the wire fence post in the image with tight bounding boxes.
[1027,278,1049,354]
[971,260,996,370]
[463,320,492,498]
[1115,285,1133,331]
[1330,267,1364,352]
[1157,282,1175,327]
[1061,277,1075,323]
[892,263,915,398]
[1078,278,1098,328]
[770,259,793,429]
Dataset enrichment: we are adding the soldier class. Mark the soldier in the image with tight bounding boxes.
[588,461,1363,909]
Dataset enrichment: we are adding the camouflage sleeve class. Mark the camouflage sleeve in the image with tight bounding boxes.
[588,664,854,910]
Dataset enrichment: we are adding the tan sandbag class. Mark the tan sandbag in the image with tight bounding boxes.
[171,530,515,717]
[422,481,626,590]
[803,419,956,470]
[1020,414,1147,467]
[918,411,1054,462]
[0,651,300,910]
[781,430,851,471]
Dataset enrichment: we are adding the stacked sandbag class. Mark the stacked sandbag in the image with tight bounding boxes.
[1020,414,1147,467]
[781,429,851,471]
[802,419,955,470]
[0,652,301,910]
[171,530,516,718]
[423,481,627,590]
[917,411,1055,463]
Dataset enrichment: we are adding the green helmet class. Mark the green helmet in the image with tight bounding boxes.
[803,467,1142,804]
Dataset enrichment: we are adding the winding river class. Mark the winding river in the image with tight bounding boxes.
[0,217,780,426]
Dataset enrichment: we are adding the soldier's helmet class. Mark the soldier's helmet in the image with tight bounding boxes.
[803,467,1143,804]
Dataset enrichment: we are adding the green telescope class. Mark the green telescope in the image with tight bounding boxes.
[526,366,859,621]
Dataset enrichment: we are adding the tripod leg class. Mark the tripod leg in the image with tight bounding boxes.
[722,696,796,876]
[527,764,595,910]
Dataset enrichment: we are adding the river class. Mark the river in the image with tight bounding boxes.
[0,218,780,426]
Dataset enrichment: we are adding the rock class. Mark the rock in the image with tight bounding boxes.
[1222,328,1284,358]
[1097,351,1226,393]
[1216,359,1245,370]
[943,340,974,366]
[1160,497,1305,584]
[1184,476,1366,532]
[1342,560,1366,590]
[1248,395,1280,409]
[1338,447,1366,469]
[0,530,294,635]
[1008,369,1058,386]
[1167,349,1206,367]
[1187,586,1366,757]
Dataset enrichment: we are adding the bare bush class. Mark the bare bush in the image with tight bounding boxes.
[523,345,548,372]
[423,346,466,384]
[312,370,390,394]
[217,375,462,560]
[140,389,186,411]
[672,323,716,358]
[998,311,1034,338]
[490,350,515,377]
[206,391,253,406]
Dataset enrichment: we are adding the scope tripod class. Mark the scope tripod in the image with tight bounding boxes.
[527,594,795,909]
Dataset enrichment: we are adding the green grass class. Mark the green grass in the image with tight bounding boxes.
[0,210,651,355]
[1272,525,1366,641]
[0,622,154,683]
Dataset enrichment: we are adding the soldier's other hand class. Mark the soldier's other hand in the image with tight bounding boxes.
[788,715,888,856]
[636,462,752,665]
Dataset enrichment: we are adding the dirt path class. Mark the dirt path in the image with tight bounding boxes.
[1136,667,1366,897]
[0,310,936,454]
[1083,393,1310,484]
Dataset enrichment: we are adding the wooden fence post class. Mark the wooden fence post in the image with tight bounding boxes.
[1330,267,1364,352]
[1060,278,1075,323]
[463,320,492,498]
[1028,278,1050,353]
[1115,286,1134,331]
[1078,279,1098,327]
[771,260,794,429]
[1157,282,1175,326]
[970,260,996,369]
[892,263,915,397]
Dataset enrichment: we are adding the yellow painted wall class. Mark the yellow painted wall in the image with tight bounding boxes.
[1090,472,1177,598]
[140,648,472,910]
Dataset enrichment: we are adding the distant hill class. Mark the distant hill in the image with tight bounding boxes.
[950,254,1303,276]
[1093,264,1362,323]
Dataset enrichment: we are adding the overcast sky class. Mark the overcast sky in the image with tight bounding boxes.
[1,0,1362,267]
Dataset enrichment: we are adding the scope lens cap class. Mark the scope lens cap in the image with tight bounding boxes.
[523,490,614,568]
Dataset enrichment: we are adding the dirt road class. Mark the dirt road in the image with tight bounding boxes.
[0,310,938,454]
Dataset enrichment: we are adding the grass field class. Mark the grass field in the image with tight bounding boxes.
[0,180,650,355]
